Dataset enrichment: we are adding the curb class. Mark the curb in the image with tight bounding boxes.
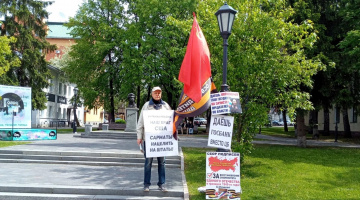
[179,147,189,200]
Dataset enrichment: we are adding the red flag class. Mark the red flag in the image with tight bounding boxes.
[172,77,218,138]
[179,13,211,103]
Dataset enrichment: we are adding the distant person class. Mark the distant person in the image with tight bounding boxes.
[186,120,194,134]
[136,86,171,192]
[180,120,185,134]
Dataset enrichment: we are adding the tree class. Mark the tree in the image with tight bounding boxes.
[64,0,198,117]
[290,0,360,139]
[0,36,20,77]
[289,0,347,138]
[65,0,321,153]
[192,0,322,149]
[0,0,56,110]
[123,0,197,108]
[338,0,360,137]
[64,0,127,122]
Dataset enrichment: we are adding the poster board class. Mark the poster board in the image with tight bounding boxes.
[0,129,57,141]
[143,110,178,158]
[206,152,241,199]
[0,85,32,128]
[210,92,242,115]
[208,115,234,150]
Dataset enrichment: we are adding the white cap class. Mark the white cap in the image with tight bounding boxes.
[152,86,162,92]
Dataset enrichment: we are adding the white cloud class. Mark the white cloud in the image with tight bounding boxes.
[45,0,84,22]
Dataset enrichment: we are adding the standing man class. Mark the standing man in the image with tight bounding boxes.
[137,86,172,192]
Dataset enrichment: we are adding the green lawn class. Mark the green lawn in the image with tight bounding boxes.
[0,141,31,147]
[183,145,360,200]
[260,126,296,137]
[55,128,85,134]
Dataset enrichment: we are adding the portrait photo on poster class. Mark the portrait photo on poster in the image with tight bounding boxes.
[229,98,242,114]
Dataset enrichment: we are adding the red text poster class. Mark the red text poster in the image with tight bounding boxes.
[206,152,241,199]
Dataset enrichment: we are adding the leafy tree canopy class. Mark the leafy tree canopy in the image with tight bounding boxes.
[0,0,56,110]
[0,36,20,76]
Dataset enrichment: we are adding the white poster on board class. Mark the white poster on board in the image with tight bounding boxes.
[143,110,178,158]
[208,115,234,150]
[206,152,241,199]
[0,85,32,128]
[210,92,242,115]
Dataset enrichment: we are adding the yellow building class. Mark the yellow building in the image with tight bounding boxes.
[84,106,105,125]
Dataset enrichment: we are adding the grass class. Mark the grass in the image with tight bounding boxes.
[260,126,296,137]
[55,127,85,134]
[0,141,31,148]
[183,145,360,200]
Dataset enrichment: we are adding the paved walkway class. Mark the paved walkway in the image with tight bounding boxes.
[254,134,360,148]
[0,133,209,200]
[0,131,358,199]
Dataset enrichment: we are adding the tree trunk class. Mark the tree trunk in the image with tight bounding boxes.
[76,114,80,126]
[137,85,140,109]
[236,113,244,143]
[296,109,307,148]
[67,108,72,127]
[323,107,330,136]
[282,109,288,132]
[342,108,352,138]
[108,54,115,123]
[147,85,151,102]
[109,77,115,123]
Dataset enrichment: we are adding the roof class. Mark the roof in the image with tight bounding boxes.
[46,22,74,39]
[48,64,62,73]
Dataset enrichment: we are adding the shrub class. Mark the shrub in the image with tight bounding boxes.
[115,119,126,124]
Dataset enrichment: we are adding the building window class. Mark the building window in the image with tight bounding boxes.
[335,107,340,123]
[352,107,357,123]
[49,79,54,93]
[59,83,62,94]
[63,108,66,119]
[48,106,53,118]
[68,86,71,96]
[64,85,67,96]
[57,108,61,119]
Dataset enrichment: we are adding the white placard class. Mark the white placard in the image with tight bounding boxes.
[210,92,242,115]
[206,152,241,199]
[208,115,234,150]
[143,110,178,158]
[0,85,32,128]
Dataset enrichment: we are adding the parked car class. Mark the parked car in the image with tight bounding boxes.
[194,118,207,126]
[286,120,295,126]
[271,120,284,126]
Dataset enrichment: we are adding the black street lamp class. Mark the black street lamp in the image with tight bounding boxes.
[215,2,237,152]
[215,2,238,92]
[73,87,78,134]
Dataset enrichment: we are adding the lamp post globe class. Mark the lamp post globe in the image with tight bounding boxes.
[215,2,237,92]
[73,87,78,134]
